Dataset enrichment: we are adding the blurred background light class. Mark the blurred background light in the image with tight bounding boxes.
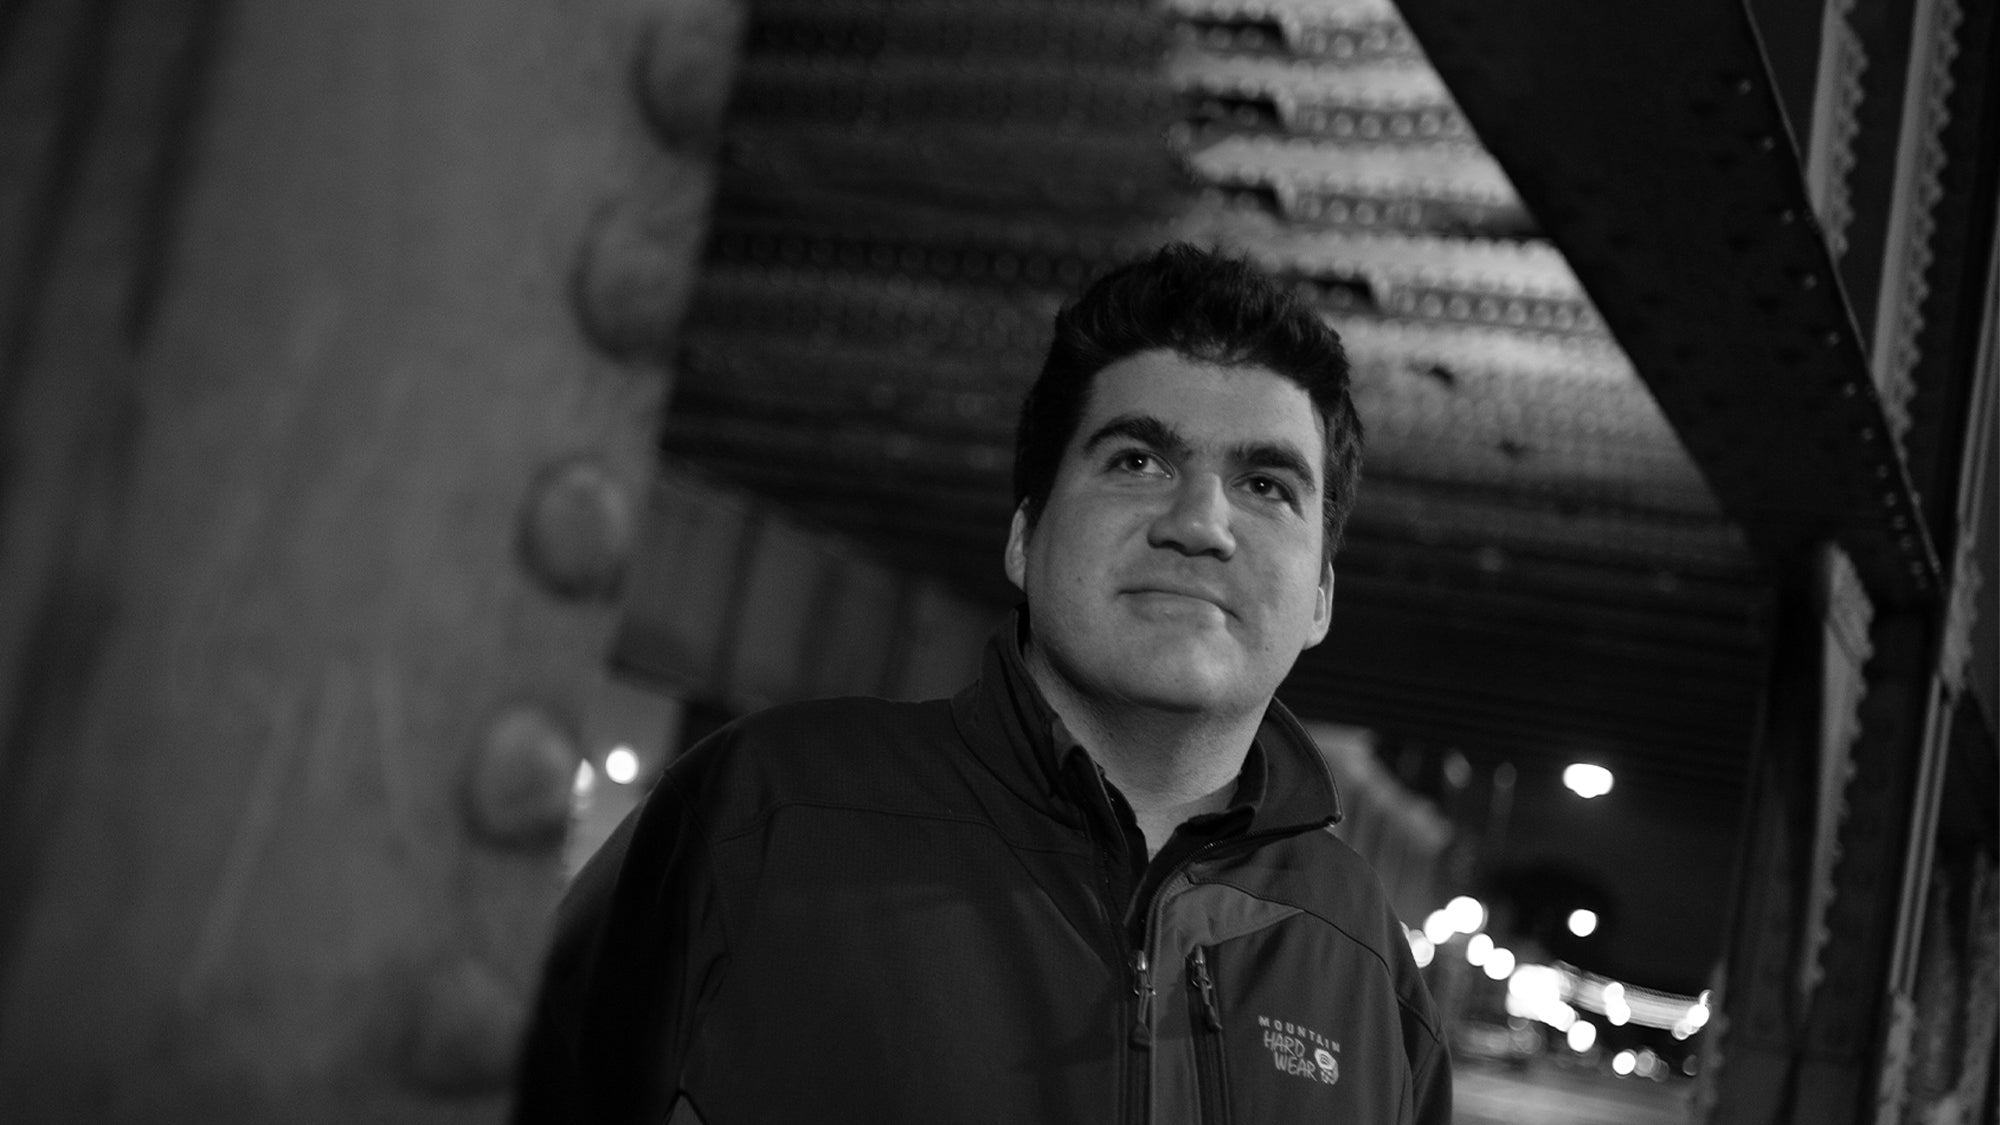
[1603,981,1632,1026]
[1407,928,1435,969]
[1466,932,1493,966]
[1504,963,1577,1031]
[1507,963,1562,1007]
[1444,895,1486,934]
[1567,907,1599,936]
[1562,763,1614,798]
[604,745,639,784]
[1635,1048,1660,1078]
[1672,993,1712,1039]
[1423,909,1454,945]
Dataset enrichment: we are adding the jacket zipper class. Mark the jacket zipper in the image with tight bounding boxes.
[1072,757,1151,1124]
[1122,946,1151,1125]
[1129,949,1154,1047]
[1187,945,1231,1125]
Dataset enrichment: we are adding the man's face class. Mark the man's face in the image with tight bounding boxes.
[1005,350,1334,720]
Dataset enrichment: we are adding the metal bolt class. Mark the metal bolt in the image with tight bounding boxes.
[466,705,580,846]
[517,457,633,601]
[401,958,525,1096]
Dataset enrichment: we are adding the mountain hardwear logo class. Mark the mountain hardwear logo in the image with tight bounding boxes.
[1257,1015,1340,1085]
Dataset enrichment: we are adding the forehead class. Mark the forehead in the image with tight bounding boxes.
[1074,350,1326,471]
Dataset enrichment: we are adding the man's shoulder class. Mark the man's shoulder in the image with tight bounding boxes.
[664,694,969,823]
[1233,829,1443,1029]
[1231,828,1409,942]
[710,694,955,758]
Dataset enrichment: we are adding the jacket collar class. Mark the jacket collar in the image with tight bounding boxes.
[950,609,1343,836]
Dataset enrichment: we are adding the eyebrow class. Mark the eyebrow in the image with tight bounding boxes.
[1081,413,1321,496]
[1082,415,1188,461]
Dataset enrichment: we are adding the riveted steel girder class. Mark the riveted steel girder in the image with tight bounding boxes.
[1394,0,1943,611]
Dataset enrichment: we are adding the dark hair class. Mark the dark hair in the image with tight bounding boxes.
[1012,242,1364,560]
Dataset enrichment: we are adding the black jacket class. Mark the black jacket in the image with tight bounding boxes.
[514,620,1452,1124]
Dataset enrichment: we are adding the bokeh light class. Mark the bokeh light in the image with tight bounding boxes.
[604,745,639,784]
[1603,981,1631,1026]
[1423,909,1454,945]
[1466,932,1493,966]
[1407,928,1435,968]
[1444,895,1486,934]
[1562,763,1614,798]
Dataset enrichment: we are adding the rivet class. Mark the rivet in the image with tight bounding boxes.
[1800,274,1818,290]
[517,457,633,601]
[572,189,713,360]
[634,2,749,154]
[466,705,580,846]
[1758,136,1778,153]
[401,958,525,1096]
[1779,209,1798,224]
[1825,331,1842,347]
[1841,383,1859,397]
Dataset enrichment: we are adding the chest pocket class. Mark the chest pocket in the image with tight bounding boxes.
[1190,929,1414,1125]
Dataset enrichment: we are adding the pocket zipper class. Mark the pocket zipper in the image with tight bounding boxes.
[1187,946,1231,1125]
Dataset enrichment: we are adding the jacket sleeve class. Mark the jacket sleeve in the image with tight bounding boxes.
[1408,1023,1453,1125]
[511,773,728,1124]
[1392,911,1453,1125]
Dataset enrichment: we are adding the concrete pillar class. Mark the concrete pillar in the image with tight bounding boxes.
[0,1,733,1118]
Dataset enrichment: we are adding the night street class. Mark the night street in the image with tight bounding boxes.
[1456,1060,1693,1125]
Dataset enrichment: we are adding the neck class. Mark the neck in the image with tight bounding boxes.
[1023,646,1261,857]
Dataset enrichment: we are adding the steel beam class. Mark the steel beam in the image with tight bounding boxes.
[1394,0,1942,610]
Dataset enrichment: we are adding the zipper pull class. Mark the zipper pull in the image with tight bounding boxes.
[1130,949,1154,1047]
[1188,947,1222,1031]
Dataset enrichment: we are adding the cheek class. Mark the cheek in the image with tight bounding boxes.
[1042,512,1113,577]
[1261,561,1327,621]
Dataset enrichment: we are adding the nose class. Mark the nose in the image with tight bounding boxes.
[1148,473,1236,559]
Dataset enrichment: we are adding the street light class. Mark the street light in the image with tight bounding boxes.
[1562,763,1614,798]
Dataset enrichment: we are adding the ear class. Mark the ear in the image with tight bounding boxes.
[1303,562,1334,649]
[1004,504,1031,594]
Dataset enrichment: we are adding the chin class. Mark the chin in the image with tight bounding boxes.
[1115,658,1257,716]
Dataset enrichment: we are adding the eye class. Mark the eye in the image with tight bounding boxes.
[1109,449,1169,477]
[1242,475,1298,506]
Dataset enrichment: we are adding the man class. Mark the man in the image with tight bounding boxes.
[513,244,1452,1123]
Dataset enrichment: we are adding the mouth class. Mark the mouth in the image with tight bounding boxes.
[1124,586,1233,619]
